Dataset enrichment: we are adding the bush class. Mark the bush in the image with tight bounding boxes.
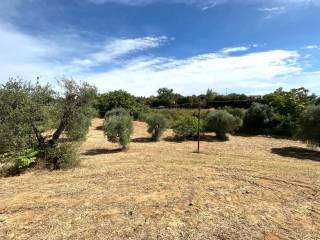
[156,109,197,127]
[146,114,168,141]
[105,108,129,118]
[242,103,273,134]
[223,107,246,120]
[45,143,79,170]
[205,110,242,140]
[173,116,200,140]
[0,149,38,176]
[104,109,133,150]
[298,105,320,147]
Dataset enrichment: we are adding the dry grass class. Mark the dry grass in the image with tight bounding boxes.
[1,118,319,240]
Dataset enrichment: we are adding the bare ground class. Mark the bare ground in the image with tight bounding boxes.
[0,118,319,240]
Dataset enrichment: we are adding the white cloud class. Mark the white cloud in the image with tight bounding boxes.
[83,49,304,95]
[258,6,287,13]
[304,45,320,50]
[221,46,250,54]
[72,36,168,68]
[0,23,66,82]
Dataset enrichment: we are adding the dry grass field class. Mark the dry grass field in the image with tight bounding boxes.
[1,118,319,240]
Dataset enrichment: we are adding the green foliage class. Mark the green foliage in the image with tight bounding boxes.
[65,107,97,141]
[265,88,316,136]
[155,109,197,127]
[97,90,147,119]
[105,108,130,118]
[222,107,246,120]
[173,116,200,140]
[243,103,273,134]
[57,79,97,140]
[46,143,79,170]
[298,105,320,147]
[0,80,52,153]
[205,110,242,140]
[146,114,168,141]
[104,109,133,149]
[16,148,38,169]
[0,79,97,176]
[0,148,38,176]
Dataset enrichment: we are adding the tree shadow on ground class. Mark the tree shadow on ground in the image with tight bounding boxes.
[82,148,122,156]
[200,135,228,142]
[271,147,320,162]
[131,137,152,143]
[162,136,184,143]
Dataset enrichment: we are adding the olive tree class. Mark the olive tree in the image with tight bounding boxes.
[104,108,133,150]
[205,110,242,140]
[0,79,97,174]
[146,113,168,141]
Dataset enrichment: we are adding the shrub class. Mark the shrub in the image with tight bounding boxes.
[173,116,200,140]
[146,114,168,141]
[105,108,129,118]
[298,105,320,147]
[205,110,242,140]
[104,109,133,150]
[223,107,246,120]
[242,103,273,134]
[0,149,38,176]
[46,143,79,170]
[157,109,197,127]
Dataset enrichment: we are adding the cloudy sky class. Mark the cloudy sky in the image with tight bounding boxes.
[0,0,320,96]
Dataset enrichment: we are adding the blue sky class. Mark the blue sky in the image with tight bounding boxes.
[0,0,320,96]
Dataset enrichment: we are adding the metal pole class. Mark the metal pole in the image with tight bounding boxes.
[197,100,201,153]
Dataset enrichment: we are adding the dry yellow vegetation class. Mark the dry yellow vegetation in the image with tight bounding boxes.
[1,118,319,240]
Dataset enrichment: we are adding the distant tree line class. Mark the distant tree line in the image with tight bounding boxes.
[97,87,320,141]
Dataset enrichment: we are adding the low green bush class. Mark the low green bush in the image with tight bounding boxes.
[173,116,200,140]
[46,143,79,170]
[205,110,242,140]
[146,113,168,141]
[0,148,38,176]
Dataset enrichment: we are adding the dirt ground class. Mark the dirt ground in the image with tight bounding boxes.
[0,118,319,240]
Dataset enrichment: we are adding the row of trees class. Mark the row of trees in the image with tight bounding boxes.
[102,101,320,150]
[97,87,319,138]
